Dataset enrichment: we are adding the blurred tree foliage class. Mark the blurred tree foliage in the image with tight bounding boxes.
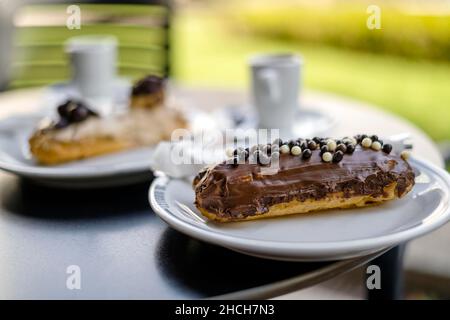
[230,3,450,61]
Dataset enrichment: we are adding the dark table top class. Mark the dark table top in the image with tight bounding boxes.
[0,87,441,299]
[0,173,383,299]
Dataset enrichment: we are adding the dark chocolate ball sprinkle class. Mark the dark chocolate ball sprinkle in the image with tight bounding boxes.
[261,144,271,155]
[273,138,283,146]
[308,141,318,150]
[346,144,355,154]
[382,143,393,154]
[256,150,270,165]
[332,150,344,163]
[236,147,248,159]
[302,149,312,159]
[240,135,385,164]
[288,140,299,148]
[336,143,347,153]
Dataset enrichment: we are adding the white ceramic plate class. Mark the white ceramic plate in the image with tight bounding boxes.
[149,157,450,261]
[0,116,155,188]
[0,80,152,188]
[0,80,237,188]
[0,112,232,188]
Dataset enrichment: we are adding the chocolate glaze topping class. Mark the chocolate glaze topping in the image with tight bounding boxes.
[52,100,98,129]
[131,75,165,96]
[194,146,415,219]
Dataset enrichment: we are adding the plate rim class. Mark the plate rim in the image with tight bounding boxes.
[149,157,450,257]
[0,148,153,179]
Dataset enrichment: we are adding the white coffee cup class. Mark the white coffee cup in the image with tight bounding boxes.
[65,35,117,114]
[250,54,302,138]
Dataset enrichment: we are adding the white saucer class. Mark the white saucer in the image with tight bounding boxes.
[149,157,450,261]
[230,107,337,138]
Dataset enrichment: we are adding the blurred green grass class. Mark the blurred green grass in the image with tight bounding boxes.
[231,3,450,61]
[172,9,450,142]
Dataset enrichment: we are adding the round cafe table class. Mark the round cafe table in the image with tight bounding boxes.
[0,87,443,299]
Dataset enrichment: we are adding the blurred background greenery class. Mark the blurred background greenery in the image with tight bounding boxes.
[9,0,450,145]
[11,4,169,87]
[172,0,450,144]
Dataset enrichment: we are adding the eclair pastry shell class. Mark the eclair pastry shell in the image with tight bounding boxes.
[29,105,186,165]
[194,146,415,222]
[198,182,413,222]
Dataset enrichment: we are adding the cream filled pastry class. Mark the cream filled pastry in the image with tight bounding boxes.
[130,75,165,109]
[29,75,186,164]
[193,135,415,222]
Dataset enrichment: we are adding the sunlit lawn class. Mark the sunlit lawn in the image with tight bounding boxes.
[172,10,450,142]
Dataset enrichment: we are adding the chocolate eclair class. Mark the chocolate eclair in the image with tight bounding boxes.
[29,74,185,165]
[130,75,165,108]
[194,136,415,222]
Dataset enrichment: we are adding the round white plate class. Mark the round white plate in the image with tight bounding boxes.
[0,82,236,188]
[0,117,155,188]
[149,158,450,261]
[0,112,229,188]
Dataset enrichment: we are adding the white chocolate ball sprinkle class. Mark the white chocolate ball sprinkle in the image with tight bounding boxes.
[342,137,352,144]
[371,141,382,151]
[291,145,302,156]
[361,137,372,148]
[225,148,234,158]
[322,152,333,162]
[401,150,410,160]
[280,144,290,154]
[326,140,337,152]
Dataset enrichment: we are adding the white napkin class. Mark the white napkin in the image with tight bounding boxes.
[149,142,226,178]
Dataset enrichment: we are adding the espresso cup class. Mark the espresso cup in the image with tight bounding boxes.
[65,35,117,105]
[249,54,302,138]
